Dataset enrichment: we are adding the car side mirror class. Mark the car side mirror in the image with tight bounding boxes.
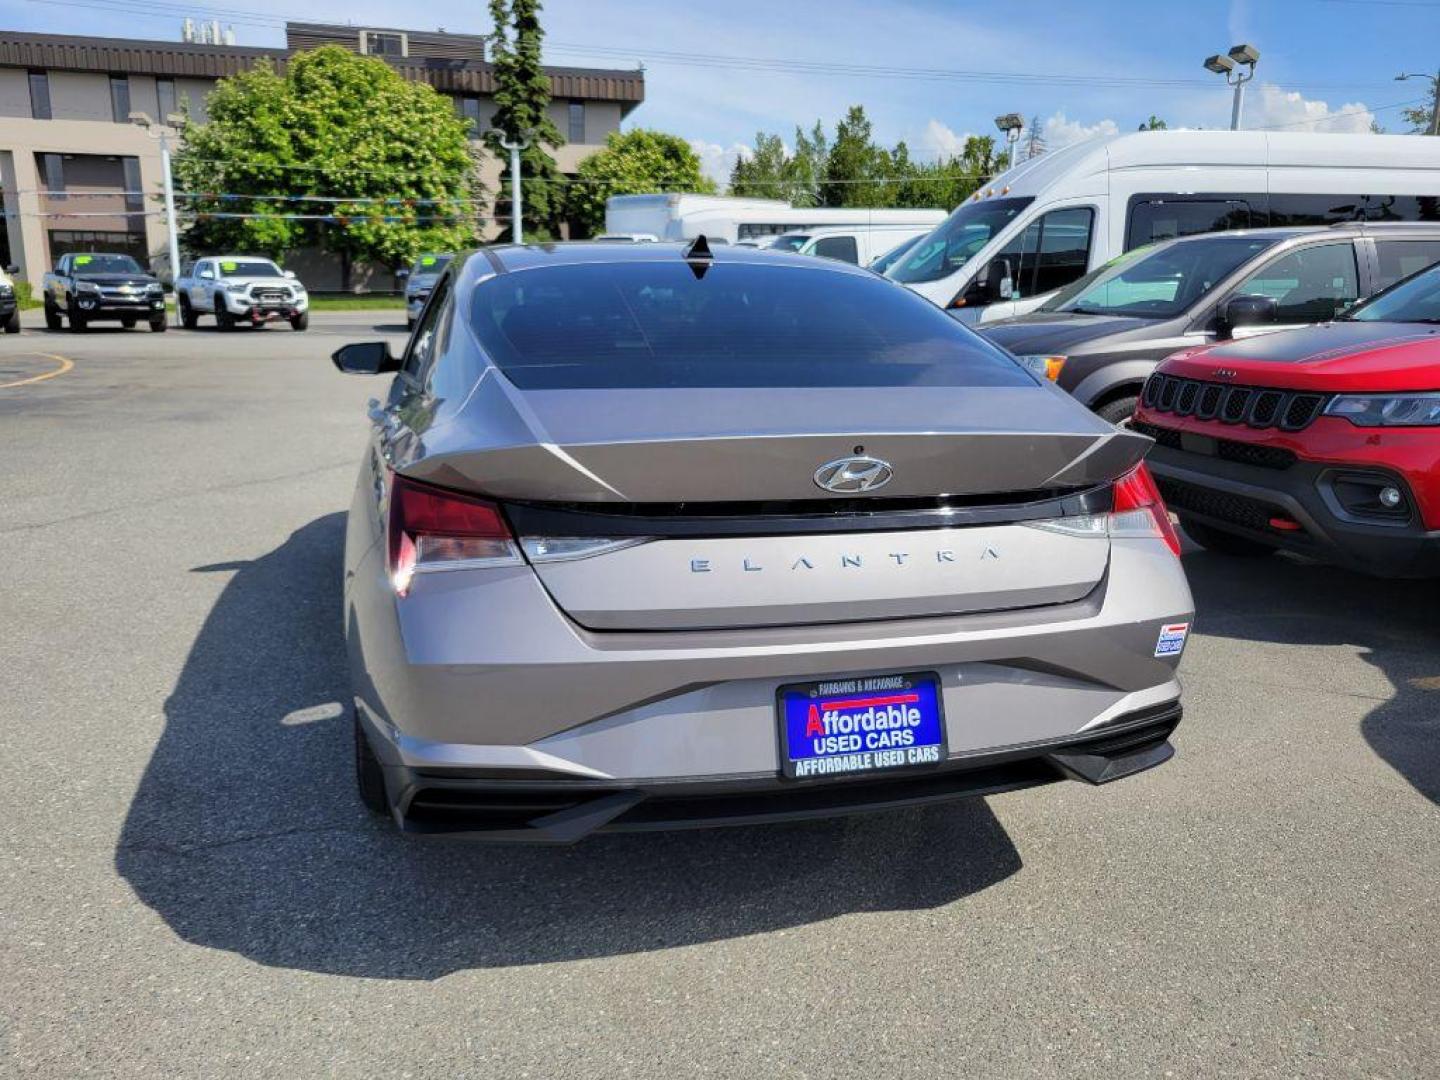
[396,269,411,280]
[332,341,400,375]
[1217,293,1278,338]
[3,264,17,275]
[283,269,297,279]
[199,268,214,280]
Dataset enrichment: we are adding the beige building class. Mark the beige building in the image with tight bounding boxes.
[0,24,645,287]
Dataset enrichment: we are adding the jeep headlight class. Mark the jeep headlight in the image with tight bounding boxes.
[76,280,100,294]
[1014,354,1067,381]
[1325,392,1440,427]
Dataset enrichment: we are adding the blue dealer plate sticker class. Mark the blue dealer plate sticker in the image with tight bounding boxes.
[1155,622,1190,657]
[778,672,947,780]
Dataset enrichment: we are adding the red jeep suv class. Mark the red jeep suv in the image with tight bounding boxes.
[1133,260,1440,577]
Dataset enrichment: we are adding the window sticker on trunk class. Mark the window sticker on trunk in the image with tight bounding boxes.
[1155,622,1189,657]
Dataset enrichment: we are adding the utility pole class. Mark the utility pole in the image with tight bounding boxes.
[129,110,183,325]
[494,132,530,243]
[1396,69,1440,135]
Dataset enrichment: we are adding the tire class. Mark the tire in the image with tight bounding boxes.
[69,309,87,333]
[149,315,167,332]
[44,300,62,331]
[215,298,233,331]
[1179,517,1277,558]
[178,295,198,329]
[406,317,415,331]
[290,311,309,331]
[3,309,19,334]
[121,316,137,329]
[1095,394,1140,426]
[353,712,390,816]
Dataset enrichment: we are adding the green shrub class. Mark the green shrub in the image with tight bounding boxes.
[13,279,40,310]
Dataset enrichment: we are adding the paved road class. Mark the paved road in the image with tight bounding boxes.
[1,313,1437,1079]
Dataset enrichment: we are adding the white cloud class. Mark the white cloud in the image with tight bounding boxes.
[1041,112,1120,149]
[689,139,753,189]
[1245,83,1375,133]
[917,119,975,160]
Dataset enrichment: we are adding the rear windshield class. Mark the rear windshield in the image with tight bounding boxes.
[469,261,1033,390]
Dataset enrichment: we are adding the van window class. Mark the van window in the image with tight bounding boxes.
[1232,242,1358,323]
[889,197,1033,284]
[812,235,859,263]
[1030,208,1094,295]
[1373,239,1440,290]
[1267,194,1365,227]
[1126,198,1255,250]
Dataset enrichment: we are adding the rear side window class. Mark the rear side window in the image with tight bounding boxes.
[1373,240,1440,291]
[812,235,858,263]
[1232,242,1359,323]
[470,262,1033,390]
[1126,199,1254,250]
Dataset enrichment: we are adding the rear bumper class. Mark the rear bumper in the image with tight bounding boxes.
[1144,437,1440,577]
[366,702,1182,842]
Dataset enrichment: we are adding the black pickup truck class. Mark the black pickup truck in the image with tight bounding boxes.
[42,252,167,333]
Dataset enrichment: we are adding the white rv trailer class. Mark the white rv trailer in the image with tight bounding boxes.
[887,130,1440,324]
[605,193,946,245]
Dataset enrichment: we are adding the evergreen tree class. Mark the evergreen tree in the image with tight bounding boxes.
[487,0,566,240]
[729,132,789,199]
[822,106,894,207]
[787,122,828,207]
[1024,114,1046,160]
[1138,115,1169,131]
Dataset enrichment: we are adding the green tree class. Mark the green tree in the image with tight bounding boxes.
[487,0,566,239]
[1139,115,1169,131]
[894,135,996,209]
[1402,99,1438,135]
[787,121,829,207]
[172,48,480,269]
[729,131,789,199]
[822,105,895,207]
[568,129,714,234]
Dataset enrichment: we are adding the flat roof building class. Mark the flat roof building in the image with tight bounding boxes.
[0,24,644,285]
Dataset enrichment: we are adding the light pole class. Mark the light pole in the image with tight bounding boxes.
[1203,44,1260,130]
[1396,70,1440,135]
[129,110,183,325]
[492,130,531,243]
[994,113,1024,171]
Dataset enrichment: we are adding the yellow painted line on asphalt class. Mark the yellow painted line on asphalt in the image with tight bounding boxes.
[0,352,74,390]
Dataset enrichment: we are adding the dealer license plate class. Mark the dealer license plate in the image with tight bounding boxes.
[777,671,947,780]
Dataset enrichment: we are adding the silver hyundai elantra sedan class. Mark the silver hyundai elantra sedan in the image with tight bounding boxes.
[333,240,1193,841]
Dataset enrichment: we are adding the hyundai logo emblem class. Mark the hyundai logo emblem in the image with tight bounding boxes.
[814,456,894,494]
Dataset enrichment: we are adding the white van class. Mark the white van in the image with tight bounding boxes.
[888,130,1440,324]
[605,193,945,246]
[767,224,937,266]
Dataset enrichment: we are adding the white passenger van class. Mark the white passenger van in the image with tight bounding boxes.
[605,193,945,246]
[768,223,939,265]
[888,130,1440,324]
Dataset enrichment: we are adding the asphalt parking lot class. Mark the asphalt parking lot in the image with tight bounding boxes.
[1,310,1437,1079]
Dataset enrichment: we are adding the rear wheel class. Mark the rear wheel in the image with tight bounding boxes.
[1095,393,1140,426]
[3,309,19,334]
[178,295,198,329]
[290,311,309,331]
[44,299,62,331]
[1180,518,1276,557]
[215,298,233,331]
[353,712,389,816]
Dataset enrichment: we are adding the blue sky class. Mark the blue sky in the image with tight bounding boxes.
[8,0,1438,181]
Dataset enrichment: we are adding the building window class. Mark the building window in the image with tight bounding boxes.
[568,101,585,143]
[28,71,51,120]
[455,96,481,128]
[362,31,405,57]
[123,157,142,212]
[38,153,65,200]
[110,75,131,123]
[156,78,177,123]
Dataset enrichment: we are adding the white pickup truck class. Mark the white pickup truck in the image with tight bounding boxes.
[175,255,310,331]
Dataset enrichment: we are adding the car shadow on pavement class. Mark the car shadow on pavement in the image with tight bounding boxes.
[115,513,1023,979]
[1181,544,1440,806]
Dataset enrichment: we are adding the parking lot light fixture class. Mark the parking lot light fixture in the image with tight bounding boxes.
[490,129,532,244]
[994,113,1024,171]
[1204,44,1259,130]
[129,109,182,325]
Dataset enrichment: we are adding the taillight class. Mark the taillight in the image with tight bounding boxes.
[1110,463,1182,557]
[386,472,520,595]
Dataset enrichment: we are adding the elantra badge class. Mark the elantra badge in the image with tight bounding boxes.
[814,456,894,493]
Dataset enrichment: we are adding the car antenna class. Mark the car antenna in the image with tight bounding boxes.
[684,234,713,279]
